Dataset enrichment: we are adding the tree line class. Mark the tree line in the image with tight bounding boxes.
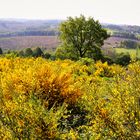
[112,32,138,40]
[0,30,59,38]
[0,47,52,59]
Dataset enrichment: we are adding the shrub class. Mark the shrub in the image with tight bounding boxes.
[78,57,94,66]
[115,53,131,66]
[0,48,3,54]
[33,47,44,57]
[24,48,33,57]
[0,57,140,139]
[102,56,114,65]
[44,52,51,59]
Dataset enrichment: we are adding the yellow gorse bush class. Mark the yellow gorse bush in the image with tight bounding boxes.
[0,57,140,139]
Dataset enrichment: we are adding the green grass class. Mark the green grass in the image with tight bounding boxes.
[115,48,137,59]
[136,34,140,40]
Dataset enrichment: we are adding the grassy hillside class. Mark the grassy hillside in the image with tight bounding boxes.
[0,57,139,139]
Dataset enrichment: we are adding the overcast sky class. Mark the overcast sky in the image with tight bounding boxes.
[0,0,140,25]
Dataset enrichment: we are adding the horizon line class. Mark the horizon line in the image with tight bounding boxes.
[0,17,140,27]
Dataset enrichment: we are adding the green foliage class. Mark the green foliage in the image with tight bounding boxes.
[4,51,18,58]
[120,40,139,49]
[136,46,140,60]
[49,53,56,60]
[18,50,25,57]
[113,32,138,40]
[115,48,137,60]
[58,15,108,60]
[1,47,54,60]
[33,47,44,57]
[55,45,77,60]
[102,56,114,65]
[115,53,131,66]
[44,52,51,59]
[78,57,94,66]
[24,48,33,57]
[0,48,3,54]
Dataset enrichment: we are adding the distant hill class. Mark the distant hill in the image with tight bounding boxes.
[0,19,140,38]
[103,24,140,41]
[0,19,61,37]
[102,24,140,34]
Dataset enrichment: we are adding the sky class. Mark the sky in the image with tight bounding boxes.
[0,0,140,25]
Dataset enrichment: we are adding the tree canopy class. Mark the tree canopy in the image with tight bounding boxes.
[33,47,44,57]
[25,48,33,57]
[0,48,3,54]
[57,15,108,60]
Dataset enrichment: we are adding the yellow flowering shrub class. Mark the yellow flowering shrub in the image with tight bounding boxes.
[94,61,123,77]
[0,57,140,139]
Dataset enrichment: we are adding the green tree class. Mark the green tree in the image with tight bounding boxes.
[115,53,131,66]
[57,15,108,60]
[18,50,24,57]
[24,48,33,57]
[33,47,44,57]
[120,40,138,49]
[0,48,3,54]
[44,52,51,59]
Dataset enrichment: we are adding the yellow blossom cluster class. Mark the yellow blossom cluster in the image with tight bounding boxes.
[0,57,139,139]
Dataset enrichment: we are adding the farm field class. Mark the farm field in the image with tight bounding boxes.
[0,36,60,51]
[103,37,140,48]
[0,36,138,52]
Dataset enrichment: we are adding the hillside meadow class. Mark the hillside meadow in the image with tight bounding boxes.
[0,57,140,139]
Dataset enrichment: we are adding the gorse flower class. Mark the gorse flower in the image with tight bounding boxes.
[0,57,139,139]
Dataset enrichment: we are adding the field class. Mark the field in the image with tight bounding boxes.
[0,57,139,139]
[115,48,137,59]
[103,37,140,48]
[0,36,60,51]
[115,48,140,60]
[0,36,139,52]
